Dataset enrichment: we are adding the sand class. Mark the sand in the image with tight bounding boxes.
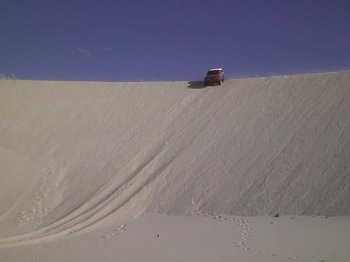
[0,71,350,261]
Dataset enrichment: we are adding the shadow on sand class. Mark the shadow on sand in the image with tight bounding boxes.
[187,81,206,89]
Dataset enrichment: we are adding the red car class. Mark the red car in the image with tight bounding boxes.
[204,68,224,86]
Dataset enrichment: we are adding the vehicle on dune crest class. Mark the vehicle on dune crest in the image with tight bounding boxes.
[204,68,224,86]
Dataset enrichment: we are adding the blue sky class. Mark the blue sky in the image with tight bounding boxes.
[1,0,350,81]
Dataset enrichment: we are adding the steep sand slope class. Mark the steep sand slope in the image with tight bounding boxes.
[0,71,349,245]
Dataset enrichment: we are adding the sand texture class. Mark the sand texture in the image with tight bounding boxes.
[0,71,350,261]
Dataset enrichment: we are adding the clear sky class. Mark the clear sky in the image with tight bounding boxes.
[1,0,350,81]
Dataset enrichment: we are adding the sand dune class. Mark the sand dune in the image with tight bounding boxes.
[0,72,350,260]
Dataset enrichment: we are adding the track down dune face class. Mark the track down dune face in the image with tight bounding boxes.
[0,71,350,245]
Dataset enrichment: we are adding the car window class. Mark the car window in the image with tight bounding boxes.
[207,70,219,75]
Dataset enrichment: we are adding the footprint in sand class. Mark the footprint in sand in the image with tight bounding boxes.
[101,224,127,239]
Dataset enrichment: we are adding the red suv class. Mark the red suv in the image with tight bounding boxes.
[204,68,224,86]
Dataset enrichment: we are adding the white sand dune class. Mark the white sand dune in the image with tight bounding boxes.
[0,71,350,261]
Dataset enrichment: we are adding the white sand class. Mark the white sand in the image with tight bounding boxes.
[0,71,350,261]
[1,213,350,262]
